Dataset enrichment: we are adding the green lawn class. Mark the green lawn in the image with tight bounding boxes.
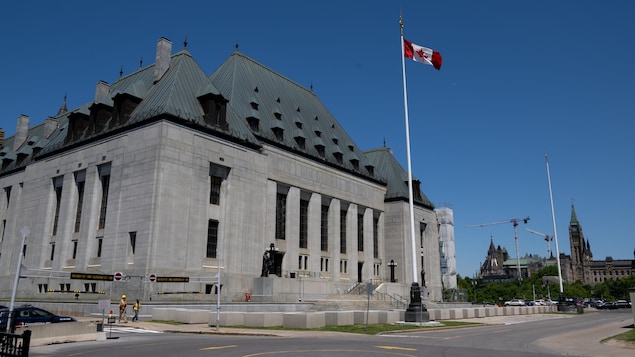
[224,321,478,335]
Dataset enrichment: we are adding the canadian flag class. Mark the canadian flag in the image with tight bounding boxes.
[403,38,442,70]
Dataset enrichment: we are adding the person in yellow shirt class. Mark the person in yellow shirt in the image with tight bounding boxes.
[132,299,140,322]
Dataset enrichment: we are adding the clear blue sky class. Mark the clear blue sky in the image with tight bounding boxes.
[2,1,634,278]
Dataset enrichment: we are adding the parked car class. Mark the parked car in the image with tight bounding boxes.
[615,300,632,309]
[532,299,546,306]
[596,301,617,310]
[0,305,76,332]
[504,299,526,306]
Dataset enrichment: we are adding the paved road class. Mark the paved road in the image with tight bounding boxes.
[31,311,634,357]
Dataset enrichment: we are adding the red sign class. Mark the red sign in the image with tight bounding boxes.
[113,272,123,281]
[149,274,156,282]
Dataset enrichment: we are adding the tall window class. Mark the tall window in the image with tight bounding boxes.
[206,220,219,258]
[209,163,230,205]
[4,186,11,208]
[275,192,287,240]
[320,204,329,252]
[97,164,111,230]
[52,176,64,236]
[299,199,308,249]
[373,215,379,259]
[50,243,55,261]
[96,237,103,257]
[72,240,78,259]
[74,171,86,233]
[357,212,364,252]
[340,208,347,254]
[129,232,137,255]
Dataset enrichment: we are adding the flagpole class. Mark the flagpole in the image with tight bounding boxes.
[400,16,419,287]
[401,16,428,323]
[545,153,564,297]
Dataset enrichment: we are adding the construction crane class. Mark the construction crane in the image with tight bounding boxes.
[525,228,553,258]
[467,217,530,282]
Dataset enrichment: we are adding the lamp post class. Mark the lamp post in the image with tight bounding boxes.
[6,226,29,333]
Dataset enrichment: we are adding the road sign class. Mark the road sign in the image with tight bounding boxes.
[149,274,156,282]
[156,276,189,283]
[113,272,123,281]
[71,272,114,281]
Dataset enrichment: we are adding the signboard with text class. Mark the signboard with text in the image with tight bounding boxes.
[70,272,114,281]
[156,276,189,283]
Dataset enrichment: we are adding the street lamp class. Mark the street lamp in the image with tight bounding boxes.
[388,260,397,283]
[6,226,29,333]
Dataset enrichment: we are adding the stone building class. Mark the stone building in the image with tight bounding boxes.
[560,205,634,285]
[0,37,447,303]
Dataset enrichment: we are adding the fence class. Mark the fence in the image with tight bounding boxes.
[0,329,31,357]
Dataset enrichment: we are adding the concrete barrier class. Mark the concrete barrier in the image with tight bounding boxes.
[378,310,401,324]
[353,310,379,324]
[175,309,209,324]
[17,321,99,347]
[152,308,186,321]
[243,312,284,327]
[210,311,245,326]
[283,312,325,329]
[325,311,354,326]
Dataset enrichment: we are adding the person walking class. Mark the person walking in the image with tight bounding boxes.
[119,294,128,323]
[132,299,140,322]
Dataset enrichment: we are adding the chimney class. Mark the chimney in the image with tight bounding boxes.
[0,128,4,147]
[44,117,58,138]
[94,81,110,103]
[14,114,30,150]
[154,37,172,83]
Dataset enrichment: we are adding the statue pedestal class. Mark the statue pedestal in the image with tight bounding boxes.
[251,277,274,302]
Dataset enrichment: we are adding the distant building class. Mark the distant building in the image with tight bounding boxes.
[560,205,634,285]
[479,239,552,283]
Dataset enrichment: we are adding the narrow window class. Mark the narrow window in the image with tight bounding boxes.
[275,191,287,240]
[373,215,379,259]
[72,240,78,259]
[209,163,230,205]
[206,220,218,258]
[50,243,55,261]
[96,237,103,257]
[4,186,11,208]
[129,232,137,255]
[299,199,308,249]
[357,212,364,252]
[340,208,347,254]
[74,171,86,233]
[52,176,64,236]
[321,204,329,252]
[97,164,111,230]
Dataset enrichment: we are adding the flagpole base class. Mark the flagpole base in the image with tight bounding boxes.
[404,283,429,322]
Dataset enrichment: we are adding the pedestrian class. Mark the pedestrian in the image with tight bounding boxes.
[119,294,128,323]
[132,299,140,322]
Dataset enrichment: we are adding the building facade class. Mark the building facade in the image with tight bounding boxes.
[0,38,448,303]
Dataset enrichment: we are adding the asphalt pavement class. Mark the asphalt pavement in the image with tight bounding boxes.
[85,312,635,356]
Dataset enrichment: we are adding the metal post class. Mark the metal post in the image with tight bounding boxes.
[6,227,29,333]
[513,222,521,283]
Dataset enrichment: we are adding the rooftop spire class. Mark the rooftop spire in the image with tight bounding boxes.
[56,93,68,116]
[570,204,579,224]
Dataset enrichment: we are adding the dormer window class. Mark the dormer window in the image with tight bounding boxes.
[112,93,140,127]
[272,127,284,141]
[250,101,259,110]
[315,144,325,158]
[334,152,343,164]
[332,138,338,145]
[295,136,305,150]
[16,153,28,165]
[199,93,228,129]
[365,165,375,176]
[315,130,322,137]
[348,145,354,152]
[295,122,302,129]
[296,107,301,112]
[247,117,260,132]
[350,159,359,171]
[274,112,282,120]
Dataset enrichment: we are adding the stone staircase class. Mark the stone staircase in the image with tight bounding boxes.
[307,294,404,311]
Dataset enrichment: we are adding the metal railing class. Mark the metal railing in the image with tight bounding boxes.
[0,329,31,357]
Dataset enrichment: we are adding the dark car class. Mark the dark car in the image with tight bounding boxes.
[615,300,632,309]
[0,305,76,332]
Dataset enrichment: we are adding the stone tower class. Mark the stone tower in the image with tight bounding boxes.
[568,205,592,283]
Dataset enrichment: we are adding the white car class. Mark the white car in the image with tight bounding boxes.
[504,299,526,306]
